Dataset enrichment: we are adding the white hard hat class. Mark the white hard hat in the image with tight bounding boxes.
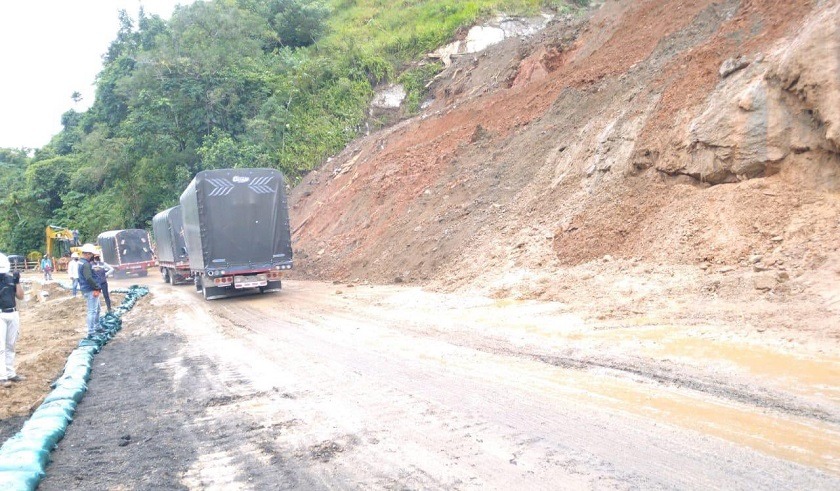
[81,243,98,254]
[0,253,9,274]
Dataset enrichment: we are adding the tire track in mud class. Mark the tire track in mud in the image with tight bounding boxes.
[518,350,840,425]
[319,298,840,427]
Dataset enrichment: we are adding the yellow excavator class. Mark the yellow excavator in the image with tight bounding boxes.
[45,225,77,272]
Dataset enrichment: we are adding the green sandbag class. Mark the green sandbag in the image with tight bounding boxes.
[0,470,42,491]
[42,383,87,404]
[0,434,53,454]
[65,350,94,365]
[60,365,91,382]
[29,405,74,424]
[18,419,68,450]
[77,339,101,351]
[34,399,77,417]
[0,448,50,474]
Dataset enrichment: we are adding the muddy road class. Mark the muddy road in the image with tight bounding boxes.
[35,277,839,490]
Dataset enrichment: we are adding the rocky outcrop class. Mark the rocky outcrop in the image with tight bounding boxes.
[665,4,840,185]
[772,2,840,151]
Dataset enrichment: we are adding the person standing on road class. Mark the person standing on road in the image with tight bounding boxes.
[40,254,54,281]
[68,253,81,297]
[91,254,114,312]
[0,253,25,388]
[78,244,102,336]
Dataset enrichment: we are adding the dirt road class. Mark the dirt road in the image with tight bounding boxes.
[22,275,835,490]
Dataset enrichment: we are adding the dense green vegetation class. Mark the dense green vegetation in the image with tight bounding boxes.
[0,0,582,255]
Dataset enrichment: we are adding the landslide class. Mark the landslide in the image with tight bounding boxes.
[288,0,840,307]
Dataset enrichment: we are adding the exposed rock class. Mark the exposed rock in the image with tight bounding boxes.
[719,56,749,78]
[753,273,777,291]
[770,2,840,150]
[430,15,552,67]
[371,85,407,109]
[665,4,840,185]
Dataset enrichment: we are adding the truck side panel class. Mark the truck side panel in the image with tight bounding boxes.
[152,206,188,264]
[180,168,293,275]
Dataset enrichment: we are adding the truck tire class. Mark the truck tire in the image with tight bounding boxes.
[162,268,170,283]
[194,276,203,292]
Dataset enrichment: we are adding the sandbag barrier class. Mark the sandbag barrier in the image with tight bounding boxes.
[0,285,149,491]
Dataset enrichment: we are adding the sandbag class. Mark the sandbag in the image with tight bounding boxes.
[0,469,42,491]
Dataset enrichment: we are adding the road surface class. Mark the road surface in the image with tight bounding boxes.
[39,278,840,489]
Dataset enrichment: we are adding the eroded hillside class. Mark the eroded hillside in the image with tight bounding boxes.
[288,0,840,312]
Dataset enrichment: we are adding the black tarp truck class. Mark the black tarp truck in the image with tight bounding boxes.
[152,205,191,285]
[97,229,156,277]
[180,168,293,300]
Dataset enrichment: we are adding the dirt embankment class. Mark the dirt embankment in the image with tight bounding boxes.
[288,0,840,319]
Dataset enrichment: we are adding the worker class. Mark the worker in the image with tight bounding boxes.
[68,253,81,297]
[40,254,54,281]
[0,253,25,388]
[78,244,102,336]
[91,253,115,312]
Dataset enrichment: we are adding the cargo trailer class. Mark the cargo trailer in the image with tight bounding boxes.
[97,229,155,277]
[179,168,293,300]
[152,205,192,284]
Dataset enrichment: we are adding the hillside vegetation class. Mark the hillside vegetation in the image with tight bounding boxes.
[0,0,579,254]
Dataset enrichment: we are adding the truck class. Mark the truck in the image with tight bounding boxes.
[152,205,191,285]
[96,229,156,277]
[179,168,293,300]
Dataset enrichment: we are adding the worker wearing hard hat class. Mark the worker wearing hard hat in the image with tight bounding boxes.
[78,244,102,336]
[0,253,25,388]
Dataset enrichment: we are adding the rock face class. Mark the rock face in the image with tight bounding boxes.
[662,3,840,186]
[773,3,840,151]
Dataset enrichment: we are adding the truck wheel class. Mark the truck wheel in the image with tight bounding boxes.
[194,276,202,292]
[168,270,176,285]
[162,268,170,283]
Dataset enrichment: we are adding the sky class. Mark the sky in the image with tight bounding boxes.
[0,0,195,150]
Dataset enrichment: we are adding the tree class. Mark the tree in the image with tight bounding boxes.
[269,0,330,49]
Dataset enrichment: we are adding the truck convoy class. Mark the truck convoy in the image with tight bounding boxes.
[179,168,293,300]
[152,205,191,285]
[97,229,156,277]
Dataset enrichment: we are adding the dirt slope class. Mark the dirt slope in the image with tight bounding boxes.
[288,0,840,316]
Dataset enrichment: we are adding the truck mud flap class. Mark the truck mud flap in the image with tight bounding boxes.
[262,280,282,293]
[202,285,229,301]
